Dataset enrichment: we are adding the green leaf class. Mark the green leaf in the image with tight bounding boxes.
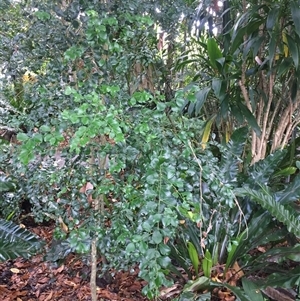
[238,185,300,237]
[126,242,135,253]
[183,276,210,292]
[237,102,261,136]
[157,256,171,268]
[195,87,211,116]
[0,176,16,193]
[212,78,222,97]
[159,244,170,256]
[277,58,293,77]
[39,125,51,133]
[142,221,152,232]
[231,26,248,54]
[34,11,51,20]
[202,249,212,278]
[256,244,300,263]
[0,219,45,261]
[152,229,163,244]
[266,6,280,31]
[17,133,29,142]
[291,2,300,38]
[225,238,240,270]
[207,38,223,71]
[188,102,195,117]
[277,173,300,204]
[212,79,227,101]
[220,96,229,119]
[220,127,248,183]
[286,34,299,69]
[231,105,244,124]
[187,241,199,274]
[242,278,264,301]
[33,133,43,143]
[262,267,300,288]
[64,86,76,96]
[273,167,297,177]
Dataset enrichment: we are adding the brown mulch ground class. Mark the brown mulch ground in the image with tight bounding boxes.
[0,225,152,301]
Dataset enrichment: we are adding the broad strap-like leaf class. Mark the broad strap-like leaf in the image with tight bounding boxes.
[207,38,223,71]
[202,249,212,278]
[286,34,299,69]
[225,211,286,268]
[237,102,261,137]
[266,6,280,31]
[195,87,211,116]
[242,278,264,301]
[187,241,199,274]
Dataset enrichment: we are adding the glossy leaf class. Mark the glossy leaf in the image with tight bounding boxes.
[266,6,280,31]
[237,102,261,136]
[286,34,299,69]
[207,38,223,71]
[277,57,293,77]
[195,87,211,116]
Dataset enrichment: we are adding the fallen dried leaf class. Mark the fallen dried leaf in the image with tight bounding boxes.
[10,268,20,274]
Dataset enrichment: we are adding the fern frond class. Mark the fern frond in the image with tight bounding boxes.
[220,127,248,183]
[236,186,300,237]
[247,151,286,186]
[0,218,45,261]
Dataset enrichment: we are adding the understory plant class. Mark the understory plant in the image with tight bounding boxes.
[1,5,300,301]
[170,134,300,300]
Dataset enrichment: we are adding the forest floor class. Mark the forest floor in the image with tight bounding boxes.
[1,223,298,301]
[0,224,156,301]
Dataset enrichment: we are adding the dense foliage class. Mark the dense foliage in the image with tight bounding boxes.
[1,0,300,300]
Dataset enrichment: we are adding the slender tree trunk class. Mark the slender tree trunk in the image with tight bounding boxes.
[90,135,107,301]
